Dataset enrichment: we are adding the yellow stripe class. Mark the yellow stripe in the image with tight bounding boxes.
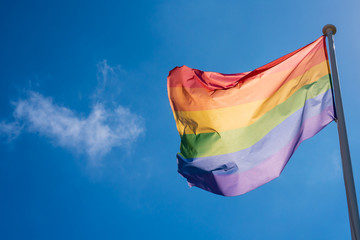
[175,61,330,135]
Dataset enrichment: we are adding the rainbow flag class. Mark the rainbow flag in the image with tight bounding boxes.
[167,36,335,196]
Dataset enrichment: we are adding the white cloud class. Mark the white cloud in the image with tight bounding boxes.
[0,121,22,142]
[13,92,144,161]
[94,60,125,103]
[1,60,145,162]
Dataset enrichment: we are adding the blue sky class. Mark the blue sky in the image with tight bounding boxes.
[1,0,360,239]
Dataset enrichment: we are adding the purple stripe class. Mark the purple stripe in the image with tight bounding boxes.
[179,102,334,196]
[178,89,334,174]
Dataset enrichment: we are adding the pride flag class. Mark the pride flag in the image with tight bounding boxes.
[167,36,335,196]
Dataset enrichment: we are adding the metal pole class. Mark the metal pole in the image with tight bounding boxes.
[323,24,360,240]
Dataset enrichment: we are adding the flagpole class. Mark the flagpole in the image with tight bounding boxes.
[323,24,360,239]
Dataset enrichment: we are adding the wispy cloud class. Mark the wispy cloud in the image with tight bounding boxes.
[15,92,144,159]
[94,60,126,103]
[0,60,145,162]
[0,121,22,142]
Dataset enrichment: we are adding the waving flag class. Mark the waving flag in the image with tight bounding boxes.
[167,36,335,196]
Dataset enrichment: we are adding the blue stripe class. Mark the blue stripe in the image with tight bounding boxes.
[178,89,334,175]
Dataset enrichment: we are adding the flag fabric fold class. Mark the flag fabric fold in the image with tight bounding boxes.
[167,36,335,196]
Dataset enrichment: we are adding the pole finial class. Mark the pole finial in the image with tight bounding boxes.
[322,24,337,35]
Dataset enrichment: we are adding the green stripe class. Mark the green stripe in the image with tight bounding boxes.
[180,74,331,159]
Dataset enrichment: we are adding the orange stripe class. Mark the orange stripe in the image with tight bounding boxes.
[175,63,329,134]
[168,39,327,111]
